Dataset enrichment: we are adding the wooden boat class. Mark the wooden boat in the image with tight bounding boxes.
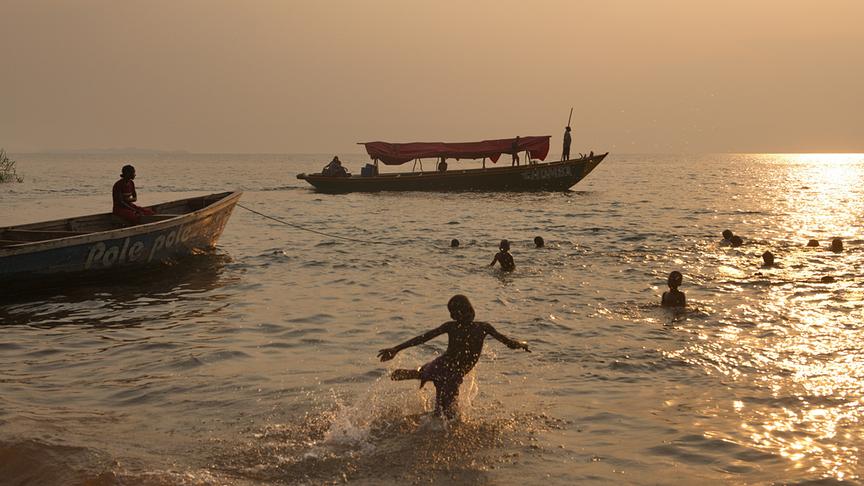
[0,191,241,287]
[297,136,607,193]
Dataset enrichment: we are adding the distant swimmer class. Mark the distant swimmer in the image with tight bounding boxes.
[761,250,776,267]
[450,238,460,248]
[831,238,843,253]
[490,239,515,272]
[112,164,155,225]
[730,235,744,247]
[561,126,572,161]
[534,236,545,248]
[661,271,686,308]
[806,239,820,248]
[821,276,836,283]
[720,229,734,247]
[378,295,530,419]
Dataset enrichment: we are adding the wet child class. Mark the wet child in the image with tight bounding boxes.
[490,239,515,272]
[661,271,686,308]
[378,295,530,419]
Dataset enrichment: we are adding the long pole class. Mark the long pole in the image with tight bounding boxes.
[567,107,573,126]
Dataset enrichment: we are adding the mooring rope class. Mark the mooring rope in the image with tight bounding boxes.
[236,203,399,246]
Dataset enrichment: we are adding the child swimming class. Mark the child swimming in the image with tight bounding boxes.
[377,295,530,419]
[661,271,686,307]
[490,239,515,272]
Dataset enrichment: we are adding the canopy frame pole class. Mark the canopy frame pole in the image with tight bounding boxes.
[483,157,486,169]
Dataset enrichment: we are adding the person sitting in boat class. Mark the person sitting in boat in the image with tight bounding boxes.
[438,158,448,173]
[112,164,154,225]
[490,239,515,272]
[322,156,349,177]
[661,271,686,307]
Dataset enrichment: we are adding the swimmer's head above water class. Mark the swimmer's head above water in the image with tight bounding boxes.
[534,236,544,248]
[668,270,683,289]
[447,294,475,323]
[499,239,510,252]
[831,238,843,253]
[450,239,460,248]
[722,229,733,240]
[762,250,775,267]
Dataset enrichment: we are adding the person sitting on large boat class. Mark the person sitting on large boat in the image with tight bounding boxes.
[322,156,349,177]
[438,158,448,173]
[112,164,155,225]
[490,239,515,272]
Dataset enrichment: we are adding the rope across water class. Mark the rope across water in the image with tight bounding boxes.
[236,203,400,246]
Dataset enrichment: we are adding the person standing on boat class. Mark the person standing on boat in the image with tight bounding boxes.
[562,126,572,161]
[112,164,154,225]
[511,136,521,166]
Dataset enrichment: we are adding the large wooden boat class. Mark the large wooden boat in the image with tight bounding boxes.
[297,136,607,193]
[0,191,241,288]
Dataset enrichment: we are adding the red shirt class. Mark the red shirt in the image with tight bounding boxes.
[112,178,136,210]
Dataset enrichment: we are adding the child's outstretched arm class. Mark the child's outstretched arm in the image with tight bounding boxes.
[490,253,499,267]
[378,323,451,361]
[483,323,531,352]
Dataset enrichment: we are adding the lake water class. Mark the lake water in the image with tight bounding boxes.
[1,152,863,485]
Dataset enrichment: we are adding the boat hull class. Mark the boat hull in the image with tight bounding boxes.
[0,192,241,288]
[297,153,607,193]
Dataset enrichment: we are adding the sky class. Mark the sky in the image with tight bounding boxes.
[1,0,862,154]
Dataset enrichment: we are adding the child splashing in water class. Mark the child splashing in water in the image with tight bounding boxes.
[377,295,530,419]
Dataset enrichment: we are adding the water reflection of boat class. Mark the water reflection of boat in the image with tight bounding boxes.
[0,192,241,289]
[297,136,607,193]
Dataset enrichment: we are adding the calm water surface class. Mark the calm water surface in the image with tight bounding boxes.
[1,153,863,485]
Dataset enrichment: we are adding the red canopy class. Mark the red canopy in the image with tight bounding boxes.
[363,136,551,166]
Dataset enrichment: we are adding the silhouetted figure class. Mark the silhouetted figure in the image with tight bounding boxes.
[438,158,448,173]
[450,239,460,248]
[322,156,349,177]
[661,271,686,308]
[378,295,530,418]
[534,236,545,248]
[490,239,515,272]
[720,229,734,246]
[511,136,521,166]
[562,126,572,161]
[762,250,775,267]
[112,164,155,225]
[806,239,820,248]
[730,235,744,247]
[831,238,843,253]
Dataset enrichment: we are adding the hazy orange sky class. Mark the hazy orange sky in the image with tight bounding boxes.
[1,1,862,154]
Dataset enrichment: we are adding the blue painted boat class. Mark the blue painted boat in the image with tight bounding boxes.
[0,191,241,289]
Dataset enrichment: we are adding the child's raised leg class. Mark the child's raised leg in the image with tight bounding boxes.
[391,368,421,381]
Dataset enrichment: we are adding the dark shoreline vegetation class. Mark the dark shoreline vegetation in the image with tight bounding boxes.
[0,149,23,183]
